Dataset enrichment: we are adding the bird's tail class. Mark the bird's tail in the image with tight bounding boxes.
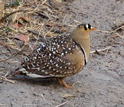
[6,68,27,78]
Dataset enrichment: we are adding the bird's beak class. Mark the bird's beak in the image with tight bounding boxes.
[91,27,96,30]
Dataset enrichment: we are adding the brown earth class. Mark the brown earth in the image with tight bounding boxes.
[0,0,124,107]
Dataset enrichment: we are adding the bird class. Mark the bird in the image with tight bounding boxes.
[8,23,96,88]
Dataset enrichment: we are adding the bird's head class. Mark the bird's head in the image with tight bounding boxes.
[71,23,96,39]
[71,23,96,61]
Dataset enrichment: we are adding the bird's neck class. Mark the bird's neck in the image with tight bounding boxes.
[79,36,90,62]
[71,30,90,62]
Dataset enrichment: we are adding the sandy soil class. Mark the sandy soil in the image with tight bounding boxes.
[0,0,124,107]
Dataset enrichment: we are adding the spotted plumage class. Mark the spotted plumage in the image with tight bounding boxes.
[21,35,83,77]
[9,23,96,88]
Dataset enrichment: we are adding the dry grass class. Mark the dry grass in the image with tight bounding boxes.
[0,0,76,63]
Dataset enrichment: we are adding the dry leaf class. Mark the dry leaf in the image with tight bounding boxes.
[15,34,29,42]
[13,23,23,28]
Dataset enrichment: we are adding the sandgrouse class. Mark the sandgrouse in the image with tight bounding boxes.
[10,23,96,88]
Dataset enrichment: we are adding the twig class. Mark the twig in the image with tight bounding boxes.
[0,72,15,83]
[41,94,46,100]
[115,33,124,39]
[27,29,43,37]
[90,46,112,54]
[97,24,124,34]
[61,93,76,98]
[55,101,68,107]
[72,81,81,87]
[0,10,25,23]
[73,20,81,24]
[36,11,49,19]
[41,0,47,6]
[0,76,15,83]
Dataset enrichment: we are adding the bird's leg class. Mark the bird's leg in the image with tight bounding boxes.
[57,78,72,88]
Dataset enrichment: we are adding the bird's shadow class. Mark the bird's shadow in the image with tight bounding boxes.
[8,75,60,88]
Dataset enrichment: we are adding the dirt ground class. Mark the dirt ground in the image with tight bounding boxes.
[0,0,124,107]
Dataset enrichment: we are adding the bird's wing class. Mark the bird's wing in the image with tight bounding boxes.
[16,35,84,78]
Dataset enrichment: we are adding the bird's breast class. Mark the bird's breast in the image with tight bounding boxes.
[65,46,85,74]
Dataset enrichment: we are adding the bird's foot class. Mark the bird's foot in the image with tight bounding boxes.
[57,78,72,88]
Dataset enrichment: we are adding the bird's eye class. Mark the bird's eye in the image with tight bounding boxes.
[84,24,91,30]
[77,23,92,30]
